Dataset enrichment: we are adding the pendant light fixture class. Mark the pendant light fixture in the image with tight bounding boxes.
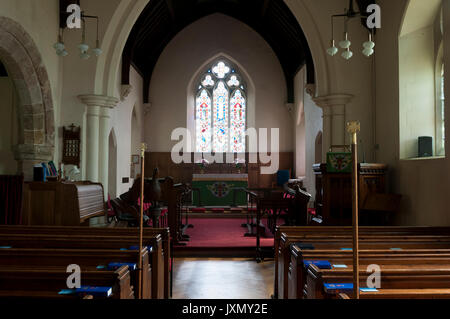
[326,0,375,60]
[54,8,101,60]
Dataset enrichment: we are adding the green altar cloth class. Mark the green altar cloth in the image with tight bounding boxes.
[192,174,248,207]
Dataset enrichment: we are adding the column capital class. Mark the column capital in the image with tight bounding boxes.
[78,94,119,109]
[313,94,353,108]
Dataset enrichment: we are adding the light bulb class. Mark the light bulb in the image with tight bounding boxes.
[92,47,102,57]
[327,46,338,56]
[341,48,353,60]
[339,33,351,49]
[78,43,89,53]
[53,42,65,52]
[363,40,375,50]
[362,48,374,57]
[327,40,338,56]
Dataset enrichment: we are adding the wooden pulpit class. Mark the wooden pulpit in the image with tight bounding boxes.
[313,163,388,225]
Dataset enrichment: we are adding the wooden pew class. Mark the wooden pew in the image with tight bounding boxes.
[338,289,450,299]
[306,264,450,299]
[274,226,450,299]
[279,235,450,299]
[0,265,133,299]
[0,248,151,299]
[0,225,171,298]
[0,233,165,299]
[289,246,450,299]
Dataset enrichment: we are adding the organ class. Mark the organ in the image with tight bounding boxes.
[22,181,105,226]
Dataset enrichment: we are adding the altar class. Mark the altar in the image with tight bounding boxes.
[192,174,248,207]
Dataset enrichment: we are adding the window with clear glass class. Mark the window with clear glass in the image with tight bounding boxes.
[195,60,246,153]
[438,62,445,155]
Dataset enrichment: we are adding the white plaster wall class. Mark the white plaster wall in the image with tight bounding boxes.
[0,75,18,174]
[375,0,450,226]
[304,85,323,201]
[146,13,291,153]
[109,65,144,197]
[399,26,437,159]
[294,68,306,179]
[293,67,323,200]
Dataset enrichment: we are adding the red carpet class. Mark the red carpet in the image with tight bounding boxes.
[180,217,275,248]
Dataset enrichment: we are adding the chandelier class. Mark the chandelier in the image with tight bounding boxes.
[54,13,102,59]
[327,0,375,60]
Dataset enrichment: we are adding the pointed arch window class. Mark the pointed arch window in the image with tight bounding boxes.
[195,60,246,153]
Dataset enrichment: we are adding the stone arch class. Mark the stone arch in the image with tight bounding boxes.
[0,16,55,179]
[94,0,150,97]
[284,0,332,97]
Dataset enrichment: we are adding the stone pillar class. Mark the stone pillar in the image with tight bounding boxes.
[99,107,111,196]
[78,95,118,196]
[313,94,354,159]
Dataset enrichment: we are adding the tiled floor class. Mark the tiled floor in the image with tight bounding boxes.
[172,258,274,299]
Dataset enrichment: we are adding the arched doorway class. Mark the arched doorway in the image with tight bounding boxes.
[0,17,55,180]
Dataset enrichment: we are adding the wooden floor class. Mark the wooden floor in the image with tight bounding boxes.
[172,258,274,299]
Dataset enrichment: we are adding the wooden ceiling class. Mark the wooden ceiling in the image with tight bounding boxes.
[122,0,315,103]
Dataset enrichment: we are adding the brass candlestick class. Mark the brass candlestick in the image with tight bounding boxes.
[346,121,360,299]
[138,142,147,299]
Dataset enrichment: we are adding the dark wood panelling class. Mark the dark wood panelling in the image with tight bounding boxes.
[145,152,293,189]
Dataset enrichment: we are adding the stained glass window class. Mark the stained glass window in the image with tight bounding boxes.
[230,89,246,153]
[212,62,230,79]
[202,75,214,87]
[227,75,240,87]
[195,89,212,152]
[195,60,246,153]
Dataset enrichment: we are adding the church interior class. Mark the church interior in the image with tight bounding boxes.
[0,0,450,302]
